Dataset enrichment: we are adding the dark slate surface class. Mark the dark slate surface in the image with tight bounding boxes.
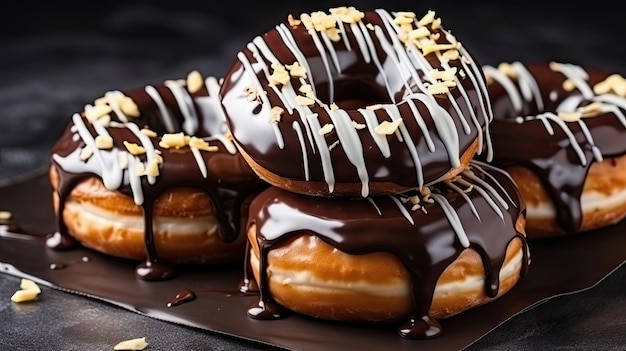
[1,1,626,350]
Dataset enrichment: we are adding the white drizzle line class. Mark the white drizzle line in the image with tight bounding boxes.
[248,39,294,113]
[68,113,123,190]
[461,166,510,213]
[431,193,469,248]
[205,76,237,154]
[512,61,544,111]
[292,121,310,181]
[236,51,283,150]
[483,65,523,112]
[145,85,177,133]
[470,160,517,207]
[383,104,424,188]
[104,91,128,123]
[357,108,391,157]
[407,93,460,168]
[276,23,317,95]
[356,20,393,97]
[531,112,588,165]
[164,80,198,135]
[306,114,335,193]
[300,13,335,102]
[389,195,414,225]
[125,122,158,184]
[446,181,480,221]
[326,107,370,197]
[366,197,382,215]
[551,62,593,99]
[405,100,435,152]
[594,95,626,127]
[127,154,144,205]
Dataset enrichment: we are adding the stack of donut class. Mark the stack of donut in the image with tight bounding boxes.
[483,61,626,238]
[48,70,265,281]
[220,7,529,339]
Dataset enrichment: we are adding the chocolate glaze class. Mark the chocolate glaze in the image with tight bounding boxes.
[484,62,626,233]
[244,161,528,339]
[49,75,266,280]
[220,8,492,197]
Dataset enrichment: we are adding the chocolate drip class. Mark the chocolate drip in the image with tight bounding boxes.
[167,289,196,307]
[245,164,527,339]
[48,77,265,281]
[486,63,626,233]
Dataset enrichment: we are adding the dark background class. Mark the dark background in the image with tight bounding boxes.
[1,1,626,350]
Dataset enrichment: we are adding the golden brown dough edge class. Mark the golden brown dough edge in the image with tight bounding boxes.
[246,214,526,323]
[49,165,246,264]
[506,153,626,238]
[236,138,480,197]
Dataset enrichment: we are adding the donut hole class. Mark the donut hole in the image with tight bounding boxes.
[314,74,394,110]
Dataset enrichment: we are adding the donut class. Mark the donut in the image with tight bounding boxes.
[220,7,493,197]
[48,71,265,280]
[242,161,529,339]
[483,61,626,238]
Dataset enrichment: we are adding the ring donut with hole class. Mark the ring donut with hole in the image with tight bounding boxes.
[220,7,493,197]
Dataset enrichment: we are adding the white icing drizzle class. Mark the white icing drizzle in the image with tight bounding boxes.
[105,91,129,123]
[389,195,414,225]
[431,193,469,248]
[306,114,335,192]
[164,80,198,135]
[366,197,382,215]
[327,107,370,196]
[292,121,310,181]
[145,85,177,133]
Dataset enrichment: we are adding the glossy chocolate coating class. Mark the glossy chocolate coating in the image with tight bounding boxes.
[220,9,492,197]
[244,161,528,339]
[485,62,626,233]
[49,76,265,280]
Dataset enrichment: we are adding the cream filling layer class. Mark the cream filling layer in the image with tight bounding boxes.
[260,248,523,298]
[526,186,626,220]
[64,200,218,235]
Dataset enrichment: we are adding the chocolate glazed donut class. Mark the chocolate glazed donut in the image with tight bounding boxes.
[242,161,529,339]
[484,61,626,237]
[49,71,265,280]
[220,7,493,197]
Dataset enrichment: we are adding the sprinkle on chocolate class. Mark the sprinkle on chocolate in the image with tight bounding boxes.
[189,136,218,152]
[123,141,146,155]
[286,62,307,78]
[288,14,301,27]
[187,70,204,93]
[295,95,315,106]
[140,128,157,138]
[593,74,626,97]
[94,135,113,150]
[318,123,335,135]
[351,120,366,129]
[579,101,604,118]
[79,146,94,161]
[374,119,403,135]
[269,63,290,86]
[84,105,112,122]
[269,106,284,123]
[119,96,140,118]
[558,111,582,122]
[366,104,383,110]
[142,159,160,177]
[244,85,259,102]
[329,6,365,24]
[159,132,187,149]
